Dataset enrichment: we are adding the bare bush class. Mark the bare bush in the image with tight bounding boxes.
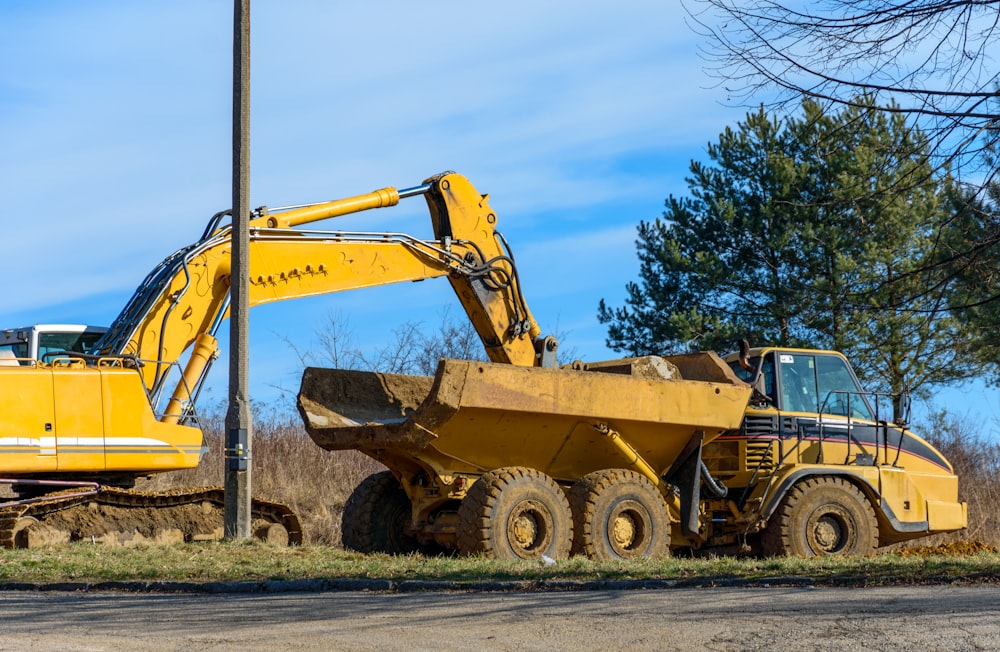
[138,406,383,545]
[915,410,1000,547]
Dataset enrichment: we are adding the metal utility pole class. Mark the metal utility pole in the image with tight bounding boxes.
[225,0,252,539]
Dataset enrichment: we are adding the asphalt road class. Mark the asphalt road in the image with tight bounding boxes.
[1,585,998,651]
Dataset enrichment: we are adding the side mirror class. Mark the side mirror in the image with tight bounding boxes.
[894,392,911,427]
[737,339,752,372]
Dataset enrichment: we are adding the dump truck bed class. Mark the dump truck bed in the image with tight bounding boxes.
[298,354,752,483]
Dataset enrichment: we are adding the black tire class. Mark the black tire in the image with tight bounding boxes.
[568,469,670,561]
[341,471,419,554]
[456,467,572,561]
[761,476,878,557]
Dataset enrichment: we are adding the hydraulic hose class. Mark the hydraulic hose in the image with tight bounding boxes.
[701,460,729,499]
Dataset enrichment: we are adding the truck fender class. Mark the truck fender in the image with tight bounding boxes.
[758,469,878,525]
[758,468,929,535]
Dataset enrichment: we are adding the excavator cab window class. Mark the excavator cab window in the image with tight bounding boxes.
[0,342,28,359]
[37,331,104,361]
[0,345,22,366]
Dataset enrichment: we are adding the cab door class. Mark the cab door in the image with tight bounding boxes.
[0,365,58,472]
[776,352,879,465]
[51,360,107,471]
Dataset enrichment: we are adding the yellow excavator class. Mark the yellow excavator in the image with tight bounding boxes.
[0,171,552,547]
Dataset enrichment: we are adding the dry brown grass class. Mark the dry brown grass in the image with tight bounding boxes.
[908,410,1000,548]
[137,407,382,545]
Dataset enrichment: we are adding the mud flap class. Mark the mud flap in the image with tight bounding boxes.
[662,431,704,542]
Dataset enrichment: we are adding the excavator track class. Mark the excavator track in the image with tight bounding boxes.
[0,486,302,549]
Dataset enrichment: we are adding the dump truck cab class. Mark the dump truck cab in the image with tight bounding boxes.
[700,346,967,555]
[729,347,876,419]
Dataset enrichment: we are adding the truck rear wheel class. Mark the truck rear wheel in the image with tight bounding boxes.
[341,470,419,554]
[456,466,572,561]
[569,469,669,561]
[761,476,877,557]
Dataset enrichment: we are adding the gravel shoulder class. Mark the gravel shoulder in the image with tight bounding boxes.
[2,584,998,651]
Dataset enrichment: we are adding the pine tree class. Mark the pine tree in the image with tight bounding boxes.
[599,99,986,417]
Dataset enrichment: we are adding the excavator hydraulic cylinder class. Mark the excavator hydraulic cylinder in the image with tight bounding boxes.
[265,187,401,229]
[162,332,218,424]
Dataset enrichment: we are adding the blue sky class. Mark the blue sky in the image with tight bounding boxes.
[2,2,997,435]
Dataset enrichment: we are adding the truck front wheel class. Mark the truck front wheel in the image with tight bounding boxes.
[456,467,572,561]
[569,469,670,561]
[762,476,877,557]
[341,471,419,554]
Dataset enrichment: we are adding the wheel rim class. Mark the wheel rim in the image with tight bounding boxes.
[506,499,553,558]
[382,502,412,551]
[806,506,853,554]
[608,500,648,557]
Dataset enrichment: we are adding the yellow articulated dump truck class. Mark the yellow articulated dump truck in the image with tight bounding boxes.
[294,178,968,560]
[300,346,967,560]
[0,171,558,547]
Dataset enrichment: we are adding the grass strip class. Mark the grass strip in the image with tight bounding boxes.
[1,542,998,587]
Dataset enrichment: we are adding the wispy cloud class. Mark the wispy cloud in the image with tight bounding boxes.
[1,1,745,402]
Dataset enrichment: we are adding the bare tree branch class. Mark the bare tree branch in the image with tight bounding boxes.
[686,0,1000,184]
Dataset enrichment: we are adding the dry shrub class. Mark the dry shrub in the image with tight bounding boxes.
[902,410,1000,548]
[250,415,383,545]
[137,406,382,545]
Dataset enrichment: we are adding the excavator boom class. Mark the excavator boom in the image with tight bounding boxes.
[93,172,546,408]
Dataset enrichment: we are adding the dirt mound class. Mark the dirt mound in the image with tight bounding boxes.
[896,540,998,557]
[39,501,223,544]
[8,486,300,548]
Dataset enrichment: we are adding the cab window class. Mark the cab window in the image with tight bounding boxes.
[0,342,29,362]
[777,353,819,413]
[815,354,873,420]
[729,353,777,406]
[38,331,102,360]
[777,352,873,419]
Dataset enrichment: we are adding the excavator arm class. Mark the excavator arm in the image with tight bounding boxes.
[92,172,551,416]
